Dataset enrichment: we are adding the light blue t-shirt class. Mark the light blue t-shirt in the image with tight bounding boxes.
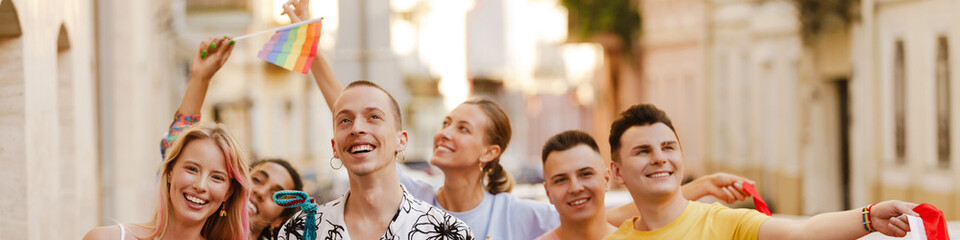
[398,167,560,240]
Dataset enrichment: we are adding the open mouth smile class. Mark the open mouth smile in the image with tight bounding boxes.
[184,193,209,210]
[645,171,673,179]
[349,144,375,154]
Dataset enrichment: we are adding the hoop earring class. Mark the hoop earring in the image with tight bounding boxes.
[396,151,405,163]
[330,156,342,170]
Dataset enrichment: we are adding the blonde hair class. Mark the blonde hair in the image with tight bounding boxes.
[142,123,251,239]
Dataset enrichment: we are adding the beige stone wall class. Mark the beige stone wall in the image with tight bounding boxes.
[0,0,101,238]
[704,0,816,215]
[94,0,181,230]
[701,0,882,216]
[0,30,27,240]
[0,0,194,237]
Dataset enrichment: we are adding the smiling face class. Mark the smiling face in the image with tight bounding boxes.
[430,104,497,170]
[248,162,296,228]
[543,144,609,222]
[331,86,407,176]
[611,123,684,202]
[168,138,233,224]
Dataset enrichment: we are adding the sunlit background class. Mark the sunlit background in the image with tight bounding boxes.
[1,0,959,238]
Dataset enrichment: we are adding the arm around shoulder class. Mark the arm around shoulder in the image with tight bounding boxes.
[606,203,639,226]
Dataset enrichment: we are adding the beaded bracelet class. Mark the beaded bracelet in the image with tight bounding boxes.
[861,203,876,232]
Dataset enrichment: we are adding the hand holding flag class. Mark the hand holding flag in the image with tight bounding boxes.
[228,17,322,74]
[256,18,322,74]
[742,182,772,216]
[869,200,920,237]
[223,0,322,74]
[684,172,753,204]
[281,0,311,23]
[191,36,235,82]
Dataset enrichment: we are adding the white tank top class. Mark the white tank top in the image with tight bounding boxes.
[117,224,127,240]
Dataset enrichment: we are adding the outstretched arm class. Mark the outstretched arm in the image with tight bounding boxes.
[758,200,918,240]
[282,0,342,111]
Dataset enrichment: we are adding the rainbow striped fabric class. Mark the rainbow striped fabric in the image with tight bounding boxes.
[256,20,321,74]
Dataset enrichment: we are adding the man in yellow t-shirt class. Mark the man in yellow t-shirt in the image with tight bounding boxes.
[608,201,768,239]
[604,104,923,240]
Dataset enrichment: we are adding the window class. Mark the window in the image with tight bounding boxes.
[894,41,906,164]
[936,36,951,168]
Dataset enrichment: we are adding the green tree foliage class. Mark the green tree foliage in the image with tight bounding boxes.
[792,0,857,44]
[561,0,641,53]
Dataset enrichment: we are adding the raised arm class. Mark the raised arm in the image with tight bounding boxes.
[161,37,234,158]
[758,200,918,240]
[307,47,342,110]
[282,0,343,111]
[606,172,754,225]
[180,37,234,115]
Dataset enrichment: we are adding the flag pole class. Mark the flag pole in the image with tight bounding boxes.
[232,17,323,41]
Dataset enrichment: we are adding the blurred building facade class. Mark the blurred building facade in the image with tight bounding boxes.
[3,0,956,238]
[850,0,959,220]
[638,0,708,177]
[0,0,138,238]
[1,0,602,237]
[0,0,344,238]
[392,0,602,182]
[633,0,958,219]
[707,0,852,216]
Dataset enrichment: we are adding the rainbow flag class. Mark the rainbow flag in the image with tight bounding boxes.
[255,18,322,74]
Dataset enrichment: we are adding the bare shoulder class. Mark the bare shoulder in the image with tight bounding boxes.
[83,225,121,240]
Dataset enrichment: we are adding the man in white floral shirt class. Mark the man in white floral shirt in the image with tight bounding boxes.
[280,185,472,240]
[277,81,473,240]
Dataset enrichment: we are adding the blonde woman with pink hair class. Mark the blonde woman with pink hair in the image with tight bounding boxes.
[84,123,252,240]
[84,40,252,240]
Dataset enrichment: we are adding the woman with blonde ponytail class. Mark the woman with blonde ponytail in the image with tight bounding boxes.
[424,98,560,240]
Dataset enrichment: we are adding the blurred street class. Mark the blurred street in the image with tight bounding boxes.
[1,0,959,238]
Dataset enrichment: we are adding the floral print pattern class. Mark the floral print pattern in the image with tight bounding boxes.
[409,208,473,240]
[278,185,473,240]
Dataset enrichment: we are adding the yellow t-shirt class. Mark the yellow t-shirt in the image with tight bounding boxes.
[603,201,771,240]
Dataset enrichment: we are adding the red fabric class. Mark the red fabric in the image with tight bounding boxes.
[742,182,772,216]
[914,203,950,240]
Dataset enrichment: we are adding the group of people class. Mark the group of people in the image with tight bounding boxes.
[83,0,926,239]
